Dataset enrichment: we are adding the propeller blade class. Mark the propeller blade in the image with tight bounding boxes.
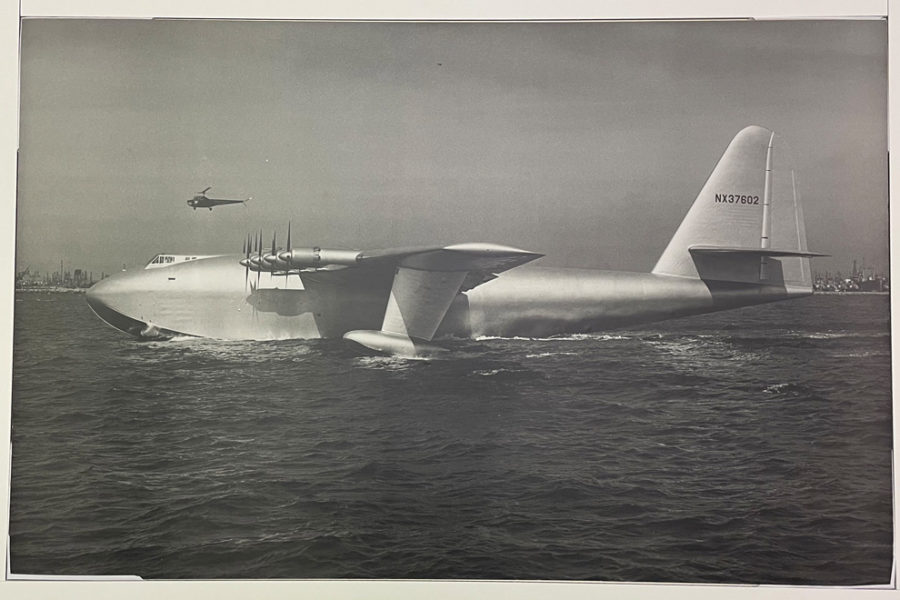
[270,230,277,280]
[256,229,262,289]
[285,221,292,287]
[244,233,251,292]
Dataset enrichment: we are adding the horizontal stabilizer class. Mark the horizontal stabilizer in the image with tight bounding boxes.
[689,246,828,258]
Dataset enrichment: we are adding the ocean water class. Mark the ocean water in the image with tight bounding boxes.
[8,291,893,584]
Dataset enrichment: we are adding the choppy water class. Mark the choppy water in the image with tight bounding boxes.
[8,292,893,584]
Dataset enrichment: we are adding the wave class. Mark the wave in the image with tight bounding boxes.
[475,334,631,342]
[353,355,432,370]
[830,351,891,359]
[165,335,199,343]
[473,368,528,377]
[763,382,811,395]
[797,331,891,340]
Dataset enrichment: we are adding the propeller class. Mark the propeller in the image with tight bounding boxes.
[262,222,294,273]
[199,186,212,196]
[240,223,295,291]
[256,229,262,290]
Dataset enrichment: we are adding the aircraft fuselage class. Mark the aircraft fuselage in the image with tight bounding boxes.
[85,255,810,341]
[187,197,245,210]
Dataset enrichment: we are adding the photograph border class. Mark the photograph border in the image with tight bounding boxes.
[1,1,895,598]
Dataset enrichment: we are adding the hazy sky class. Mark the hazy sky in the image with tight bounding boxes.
[16,19,887,278]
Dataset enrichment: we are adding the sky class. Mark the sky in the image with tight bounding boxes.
[16,19,888,279]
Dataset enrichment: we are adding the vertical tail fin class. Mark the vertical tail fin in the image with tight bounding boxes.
[652,125,815,291]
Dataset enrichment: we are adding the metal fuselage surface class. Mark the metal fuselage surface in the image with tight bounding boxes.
[85,255,809,340]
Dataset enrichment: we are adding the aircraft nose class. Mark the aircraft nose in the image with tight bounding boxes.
[85,272,147,335]
[86,273,112,299]
[86,276,122,317]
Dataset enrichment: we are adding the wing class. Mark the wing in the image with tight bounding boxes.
[245,241,541,353]
[342,243,542,356]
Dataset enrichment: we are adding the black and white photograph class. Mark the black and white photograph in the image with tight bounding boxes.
[5,5,893,592]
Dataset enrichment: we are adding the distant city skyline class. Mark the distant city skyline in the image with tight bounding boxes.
[16,19,888,279]
[19,253,894,287]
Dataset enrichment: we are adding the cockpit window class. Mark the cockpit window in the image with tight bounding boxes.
[147,254,176,266]
[145,254,211,269]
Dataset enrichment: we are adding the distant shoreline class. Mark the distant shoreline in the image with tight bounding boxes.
[12,288,889,296]
[813,291,890,296]
[15,287,88,293]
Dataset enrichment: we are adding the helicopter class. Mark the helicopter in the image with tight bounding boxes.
[187,187,251,211]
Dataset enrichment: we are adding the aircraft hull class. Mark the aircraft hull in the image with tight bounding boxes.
[86,255,811,341]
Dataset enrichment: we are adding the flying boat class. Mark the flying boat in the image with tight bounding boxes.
[88,126,825,357]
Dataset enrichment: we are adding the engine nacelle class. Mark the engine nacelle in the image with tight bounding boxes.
[278,247,362,269]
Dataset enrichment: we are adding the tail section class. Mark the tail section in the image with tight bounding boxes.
[652,125,821,293]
